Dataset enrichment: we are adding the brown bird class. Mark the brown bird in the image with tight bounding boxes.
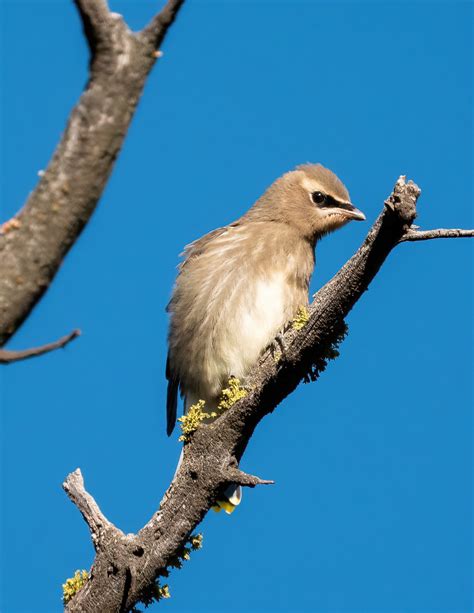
[166,163,365,512]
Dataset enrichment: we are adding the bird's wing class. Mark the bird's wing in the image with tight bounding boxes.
[165,221,240,435]
[178,223,239,271]
[165,224,234,316]
[166,353,179,436]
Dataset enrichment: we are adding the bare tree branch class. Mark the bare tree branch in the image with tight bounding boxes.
[0,0,186,348]
[73,0,112,51]
[399,228,474,242]
[225,469,275,487]
[75,0,111,27]
[2,1,471,609]
[140,0,186,49]
[63,176,471,612]
[63,468,118,550]
[0,329,80,364]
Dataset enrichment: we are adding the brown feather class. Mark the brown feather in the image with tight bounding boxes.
[166,163,359,433]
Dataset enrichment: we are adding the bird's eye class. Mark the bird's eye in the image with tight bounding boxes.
[311,191,326,205]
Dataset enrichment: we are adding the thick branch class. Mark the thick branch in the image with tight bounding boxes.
[0,329,80,364]
[0,0,185,347]
[66,176,457,612]
[399,228,474,242]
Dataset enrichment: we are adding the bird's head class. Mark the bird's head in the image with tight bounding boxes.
[251,163,365,240]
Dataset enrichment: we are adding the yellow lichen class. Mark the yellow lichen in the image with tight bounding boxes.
[178,400,216,442]
[272,350,282,363]
[62,569,89,605]
[178,379,247,442]
[167,533,204,570]
[217,377,247,411]
[132,533,203,611]
[292,305,310,330]
[133,582,170,611]
[190,533,203,550]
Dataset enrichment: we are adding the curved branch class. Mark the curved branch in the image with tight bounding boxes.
[0,0,186,348]
[399,228,474,242]
[0,329,80,364]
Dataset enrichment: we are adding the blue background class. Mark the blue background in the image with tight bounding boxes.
[0,1,472,612]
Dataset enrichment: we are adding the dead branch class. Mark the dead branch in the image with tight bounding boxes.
[225,469,275,487]
[1,1,472,609]
[73,0,112,51]
[0,0,185,348]
[140,0,186,49]
[63,469,118,550]
[0,329,80,364]
[64,176,473,612]
[399,228,474,242]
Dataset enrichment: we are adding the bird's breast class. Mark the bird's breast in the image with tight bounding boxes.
[168,224,313,403]
[220,271,293,376]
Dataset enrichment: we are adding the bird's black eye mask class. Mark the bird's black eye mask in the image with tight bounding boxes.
[311,191,353,212]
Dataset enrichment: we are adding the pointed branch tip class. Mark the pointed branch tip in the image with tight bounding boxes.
[226,468,275,488]
[399,228,474,242]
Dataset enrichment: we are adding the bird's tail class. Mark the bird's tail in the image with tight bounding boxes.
[212,484,242,514]
[176,395,243,514]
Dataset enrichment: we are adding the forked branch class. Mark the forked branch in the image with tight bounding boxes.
[2,0,472,609]
[0,0,186,349]
[63,176,473,612]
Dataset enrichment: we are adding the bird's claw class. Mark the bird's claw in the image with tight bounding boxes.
[269,331,287,363]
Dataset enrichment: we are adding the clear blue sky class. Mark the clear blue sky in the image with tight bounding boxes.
[1,1,472,612]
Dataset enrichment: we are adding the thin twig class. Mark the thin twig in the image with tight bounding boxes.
[226,468,275,487]
[399,228,474,242]
[0,329,80,364]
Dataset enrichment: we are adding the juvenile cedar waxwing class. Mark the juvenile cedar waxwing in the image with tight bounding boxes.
[166,163,365,512]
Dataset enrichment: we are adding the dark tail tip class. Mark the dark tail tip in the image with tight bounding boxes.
[166,420,175,437]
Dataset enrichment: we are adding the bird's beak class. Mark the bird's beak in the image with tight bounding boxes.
[339,202,366,221]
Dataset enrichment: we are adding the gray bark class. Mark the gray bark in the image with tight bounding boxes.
[0,0,184,347]
[63,177,431,612]
[0,2,472,611]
